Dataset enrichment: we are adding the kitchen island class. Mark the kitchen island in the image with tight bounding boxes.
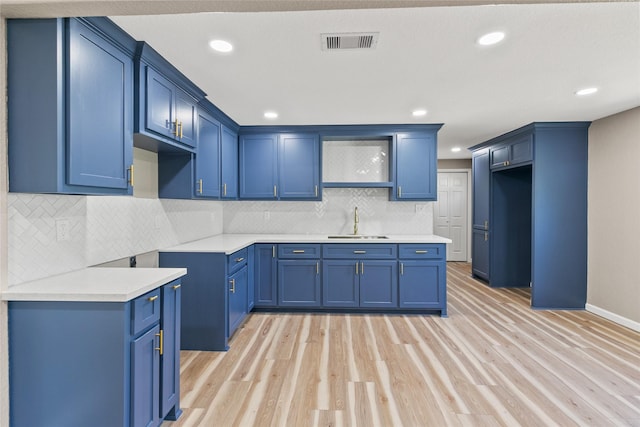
[160,234,450,351]
[3,267,187,427]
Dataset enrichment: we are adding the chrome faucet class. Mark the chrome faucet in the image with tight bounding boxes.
[353,207,359,235]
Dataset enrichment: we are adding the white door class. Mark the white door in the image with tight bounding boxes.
[434,172,468,261]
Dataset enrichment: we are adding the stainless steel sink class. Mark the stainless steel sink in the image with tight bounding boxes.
[327,235,388,239]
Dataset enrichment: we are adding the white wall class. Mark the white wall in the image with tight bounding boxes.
[587,107,640,330]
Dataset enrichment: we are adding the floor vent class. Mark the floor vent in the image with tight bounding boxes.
[321,32,379,50]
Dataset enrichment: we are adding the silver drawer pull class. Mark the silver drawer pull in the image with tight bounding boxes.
[235,257,245,262]
[415,250,428,254]
[353,250,366,254]
[292,250,305,254]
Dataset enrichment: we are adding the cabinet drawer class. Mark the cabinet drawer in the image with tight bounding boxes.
[398,244,444,259]
[227,248,248,273]
[323,244,397,259]
[132,288,161,335]
[278,244,321,259]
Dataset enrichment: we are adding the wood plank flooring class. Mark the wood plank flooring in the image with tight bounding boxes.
[163,262,640,426]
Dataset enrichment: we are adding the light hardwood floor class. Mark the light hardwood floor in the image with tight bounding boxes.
[163,262,640,427]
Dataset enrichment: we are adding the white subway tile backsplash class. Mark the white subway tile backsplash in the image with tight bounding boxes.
[8,194,223,286]
[223,188,433,235]
[8,187,431,286]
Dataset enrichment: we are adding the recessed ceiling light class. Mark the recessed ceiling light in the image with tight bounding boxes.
[209,39,233,53]
[477,31,505,46]
[575,87,598,96]
[264,111,278,119]
[412,109,427,117]
[451,147,461,153]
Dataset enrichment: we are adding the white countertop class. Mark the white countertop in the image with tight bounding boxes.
[161,234,452,254]
[2,267,187,302]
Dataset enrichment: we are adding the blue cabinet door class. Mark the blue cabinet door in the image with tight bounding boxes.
[278,260,321,307]
[278,133,320,200]
[399,261,444,309]
[67,19,133,191]
[221,125,239,199]
[239,134,279,199]
[472,148,490,229]
[323,260,359,307]
[131,324,161,427]
[146,67,176,140]
[394,132,437,200]
[359,260,398,308]
[195,112,221,198]
[472,228,490,281]
[254,244,278,307]
[228,266,248,336]
[161,282,182,420]
[175,89,198,148]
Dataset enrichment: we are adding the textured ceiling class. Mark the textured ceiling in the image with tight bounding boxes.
[3,1,640,158]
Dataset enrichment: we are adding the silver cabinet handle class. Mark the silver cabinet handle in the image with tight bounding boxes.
[415,250,428,254]
[292,250,305,254]
[235,257,245,262]
[400,262,404,275]
[353,250,366,254]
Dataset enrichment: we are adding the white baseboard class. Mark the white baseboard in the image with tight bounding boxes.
[585,304,640,333]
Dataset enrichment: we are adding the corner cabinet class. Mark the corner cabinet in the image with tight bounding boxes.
[392,132,438,200]
[8,280,183,427]
[239,133,320,200]
[8,18,135,195]
[254,244,278,307]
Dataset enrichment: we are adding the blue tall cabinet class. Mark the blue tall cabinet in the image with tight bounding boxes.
[469,122,590,309]
[8,18,136,195]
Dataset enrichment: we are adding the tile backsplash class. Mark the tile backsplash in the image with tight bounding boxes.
[224,188,433,235]
[8,188,432,286]
[8,194,222,285]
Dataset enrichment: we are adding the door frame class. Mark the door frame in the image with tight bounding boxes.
[435,169,472,262]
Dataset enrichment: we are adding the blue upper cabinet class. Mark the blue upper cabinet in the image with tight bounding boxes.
[142,67,198,149]
[133,42,206,153]
[278,134,320,200]
[489,134,533,170]
[239,134,279,199]
[239,132,320,200]
[194,111,221,198]
[221,125,239,199]
[8,18,136,195]
[392,132,438,200]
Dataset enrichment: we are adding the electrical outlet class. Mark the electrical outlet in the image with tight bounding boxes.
[264,211,270,221]
[415,204,427,214]
[55,219,71,241]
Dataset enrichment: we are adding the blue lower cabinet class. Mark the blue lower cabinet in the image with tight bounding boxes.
[161,282,182,420]
[359,261,398,308]
[254,244,278,307]
[398,244,447,316]
[8,282,182,427]
[399,260,446,312]
[278,260,321,307]
[159,252,229,351]
[323,261,359,307]
[131,324,161,427]
[228,265,249,336]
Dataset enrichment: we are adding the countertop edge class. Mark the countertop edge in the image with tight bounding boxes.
[160,234,452,254]
[2,268,188,303]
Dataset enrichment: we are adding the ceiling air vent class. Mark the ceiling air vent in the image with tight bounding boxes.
[321,32,379,51]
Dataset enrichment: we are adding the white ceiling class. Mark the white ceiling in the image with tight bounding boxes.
[5,1,640,158]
